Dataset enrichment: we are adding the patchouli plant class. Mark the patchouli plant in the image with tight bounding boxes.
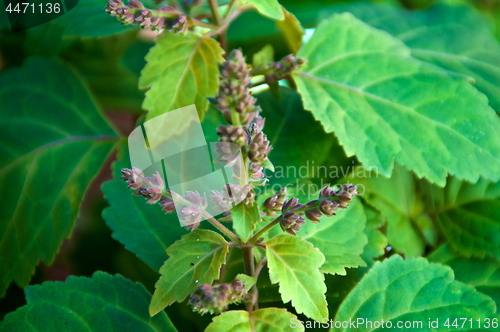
[1,0,500,331]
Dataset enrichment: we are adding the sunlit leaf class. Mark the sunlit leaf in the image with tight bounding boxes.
[139,32,224,120]
[276,7,304,53]
[266,234,327,321]
[232,202,261,243]
[150,229,228,316]
[294,13,500,186]
[335,255,497,331]
[206,308,302,332]
[327,3,500,113]
[245,0,284,21]
[297,199,367,275]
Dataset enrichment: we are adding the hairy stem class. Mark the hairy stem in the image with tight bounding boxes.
[208,0,222,25]
[249,216,281,244]
[225,0,237,18]
[242,245,256,312]
[165,190,241,243]
[191,18,217,29]
[201,210,241,243]
[205,5,250,38]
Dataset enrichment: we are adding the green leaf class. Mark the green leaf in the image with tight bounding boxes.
[294,13,500,186]
[422,176,500,259]
[360,204,387,263]
[297,199,368,275]
[276,6,304,53]
[347,164,427,257]
[139,32,224,120]
[61,33,150,112]
[36,0,138,37]
[260,158,275,172]
[236,274,257,290]
[266,234,327,321]
[350,163,500,259]
[0,272,177,332]
[0,58,117,297]
[245,0,284,21]
[256,87,354,188]
[335,255,497,331]
[429,244,500,308]
[252,44,275,71]
[102,142,189,272]
[232,202,262,243]
[328,3,500,113]
[206,308,302,332]
[150,229,229,316]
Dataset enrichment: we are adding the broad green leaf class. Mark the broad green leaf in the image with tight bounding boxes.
[351,164,500,259]
[294,13,500,187]
[335,255,497,331]
[256,87,354,188]
[276,6,304,53]
[102,143,189,272]
[61,33,150,112]
[0,272,177,331]
[297,199,368,275]
[322,205,387,322]
[139,32,224,120]
[326,3,500,113]
[32,0,138,37]
[150,229,229,316]
[206,308,302,332]
[422,176,500,259]
[429,244,500,307]
[232,202,261,243]
[0,58,117,297]
[266,234,327,321]
[361,204,387,263]
[227,11,288,60]
[245,0,284,21]
[348,164,428,257]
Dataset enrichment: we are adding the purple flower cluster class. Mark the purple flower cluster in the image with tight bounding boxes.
[189,280,249,315]
[105,0,188,33]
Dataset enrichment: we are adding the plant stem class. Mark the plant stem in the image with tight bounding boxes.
[201,210,240,243]
[241,245,256,312]
[164,190,240,243]
[225,0,237,18]
[208,0,222,25]
[168,0,181,9]
[191,18,217,29]
[205,5,250,38]
[249,216,281,244]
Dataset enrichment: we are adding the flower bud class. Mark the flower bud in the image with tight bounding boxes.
[160,198,176,214]
[247,131,272,163]
[319,200,340,217]
[282,197,299,212]
[280,212,305,235]
[217,125,247,146]
[189,280,248,315]
[305,210,322,223]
